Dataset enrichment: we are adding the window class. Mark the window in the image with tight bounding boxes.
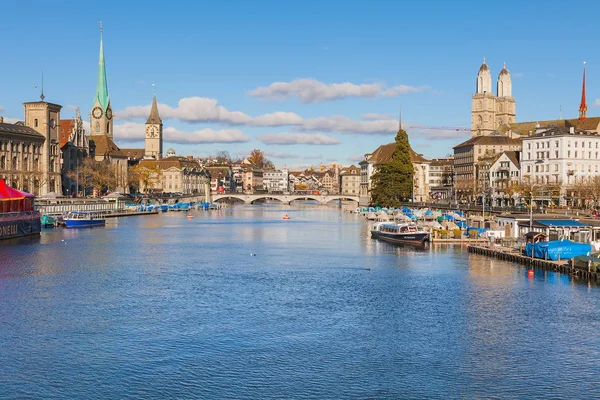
[568,151,571,157]
[554,164,558,172]
[575,151,578,158]
[34,119,38,127]
[575,141,578,147]
[568,141,571,147]
[555,150,559,158]
[555,141,559,148]
[527,143,531,149]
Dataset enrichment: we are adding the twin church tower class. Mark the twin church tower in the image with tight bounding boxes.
[471,58,516,137]
[90,24,163,159]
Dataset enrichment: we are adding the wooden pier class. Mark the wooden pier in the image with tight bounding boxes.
[467,245,600,282]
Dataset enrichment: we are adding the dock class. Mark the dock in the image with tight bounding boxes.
[105,210,159,218]
[467,245,600,282]
[431,238,488,244]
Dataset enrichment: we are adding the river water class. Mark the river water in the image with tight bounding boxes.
[1,204,599,399]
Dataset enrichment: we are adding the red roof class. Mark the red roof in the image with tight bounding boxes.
[0,179,26,200]
[59,119,75,147]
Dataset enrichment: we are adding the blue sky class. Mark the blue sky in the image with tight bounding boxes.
[1,0,599,168]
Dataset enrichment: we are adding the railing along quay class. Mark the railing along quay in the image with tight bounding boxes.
[467,245,600,282]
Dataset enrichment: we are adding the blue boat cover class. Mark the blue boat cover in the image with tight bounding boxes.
[525,240,591,261]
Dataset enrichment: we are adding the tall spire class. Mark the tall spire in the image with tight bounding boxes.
[579,61,587,122]
[94,21,110,111]
[40,71,45,101]
[398,105,402,131]
[146,92,162,124]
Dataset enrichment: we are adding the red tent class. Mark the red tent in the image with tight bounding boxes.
[0,179,33,212]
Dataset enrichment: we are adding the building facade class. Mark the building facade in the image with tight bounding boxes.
[428,158,453,200]
[340,165,360,195]
[521,125,600,205]
[471,59,516,137]
[60,108,90,196]
[453,134,521,200]
[263,169,289,193]
[138,156,206,194]
[488,150,520,206]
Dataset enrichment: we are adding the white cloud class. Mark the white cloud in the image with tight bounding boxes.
[348,154,365,162]
[248,78,382,103]
[164,127,250,144]
[513,72,525,78]
[117,97,253,124]
[116,96,399,135]
[113,122,250,144]
[0,105,4,112]
[248,78,427,103]
[66,105,78,111]
[304,154,324,160]
[381,85,428,97]
[301,115,396,134]
[594,99,600,107]
[257,133,341,145]
[361,113,395,120]
[263,151,298,159]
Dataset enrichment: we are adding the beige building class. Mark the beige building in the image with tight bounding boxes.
[0,98,63,195]
[453,134,521,200]
[138,155,206,194]
[340,165,360,195]
[472,59,516,137]
[242,167,263,193]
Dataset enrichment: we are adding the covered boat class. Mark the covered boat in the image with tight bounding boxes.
[0,179,41,240]
[524,239,591,261]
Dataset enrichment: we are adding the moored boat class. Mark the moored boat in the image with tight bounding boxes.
[41,214,56,228]
[64,211,106,228]
[0,179,41,240]
[371,222,430,245]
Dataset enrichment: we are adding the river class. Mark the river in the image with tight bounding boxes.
[0,204,599,399]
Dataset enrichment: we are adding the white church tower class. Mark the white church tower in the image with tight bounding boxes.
[145,94,163,159]
[496,62,516,128]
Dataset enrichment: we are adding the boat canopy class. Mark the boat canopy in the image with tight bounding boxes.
[0,179,34,213]
[525,240,591,261]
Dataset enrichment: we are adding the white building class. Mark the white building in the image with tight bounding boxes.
[263,169,289,193]
[488,150,520,206]
[521,125,600,205]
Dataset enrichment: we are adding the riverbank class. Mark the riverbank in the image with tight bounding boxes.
[468,244,600,282]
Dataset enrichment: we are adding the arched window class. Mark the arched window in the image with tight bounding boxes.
[0,156,4,169]
[478,115,483,126]
[12,156,17,169]
[106,122,110,134]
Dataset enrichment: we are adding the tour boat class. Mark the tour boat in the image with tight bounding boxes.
[283,214,291,220]
[371,222,430,245]
[64,211,106,228]
[40,214,56,228]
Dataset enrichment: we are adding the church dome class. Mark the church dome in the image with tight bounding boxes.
[166,148,176,157]
[476,57,492,94]
[499,62,510,76]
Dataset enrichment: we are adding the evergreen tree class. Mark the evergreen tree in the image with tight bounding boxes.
[370,128,414,207]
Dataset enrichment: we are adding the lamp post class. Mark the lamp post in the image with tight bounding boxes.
[529,190,533,232]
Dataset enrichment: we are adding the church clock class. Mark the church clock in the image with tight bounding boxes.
[92,106,103,119]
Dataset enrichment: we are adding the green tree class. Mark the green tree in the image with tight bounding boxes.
[370,128,414,207]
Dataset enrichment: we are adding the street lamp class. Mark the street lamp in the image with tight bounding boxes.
[529,190,533,232]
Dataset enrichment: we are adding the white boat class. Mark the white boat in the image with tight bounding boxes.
[371,222,430,245]
[64,212,106,228]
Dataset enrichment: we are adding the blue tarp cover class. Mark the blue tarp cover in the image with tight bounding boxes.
[525,240,591,261]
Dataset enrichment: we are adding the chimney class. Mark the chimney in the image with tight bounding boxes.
[570,127,575,134]
[535,122,544,134]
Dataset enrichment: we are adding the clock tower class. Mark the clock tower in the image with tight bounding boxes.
[145,94,163,159]
[90,23,113,138]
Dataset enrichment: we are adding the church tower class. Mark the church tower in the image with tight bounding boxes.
[471,58,496,136]
[495,62,516,128]
[90,23,114,138]
[145,94,163,159]
[579,62,587,122]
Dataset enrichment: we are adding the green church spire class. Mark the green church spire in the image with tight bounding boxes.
[94,22,110,111]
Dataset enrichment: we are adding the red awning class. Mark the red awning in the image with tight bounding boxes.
[0,179,26,200]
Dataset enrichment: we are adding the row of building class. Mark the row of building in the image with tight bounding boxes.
[357,59,600,207]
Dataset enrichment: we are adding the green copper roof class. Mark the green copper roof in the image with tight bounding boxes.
[94,32,110,111]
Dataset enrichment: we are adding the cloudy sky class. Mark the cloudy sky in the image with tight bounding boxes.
[1,0,599,168]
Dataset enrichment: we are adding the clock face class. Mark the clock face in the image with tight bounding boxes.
[92,107,103,119]
[106,109,113,120]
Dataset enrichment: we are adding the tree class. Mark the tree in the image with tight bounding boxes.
[128,163,161,193]
[248,149,265,168]
[370,128,414,207]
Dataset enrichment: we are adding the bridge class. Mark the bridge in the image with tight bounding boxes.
[212,193,359,205]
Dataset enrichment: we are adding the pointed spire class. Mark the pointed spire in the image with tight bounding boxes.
[94,21,110,111]
[579,61,587,122]
[398,105,402,131]
[146,93,162,124]
[40,71,45,101]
